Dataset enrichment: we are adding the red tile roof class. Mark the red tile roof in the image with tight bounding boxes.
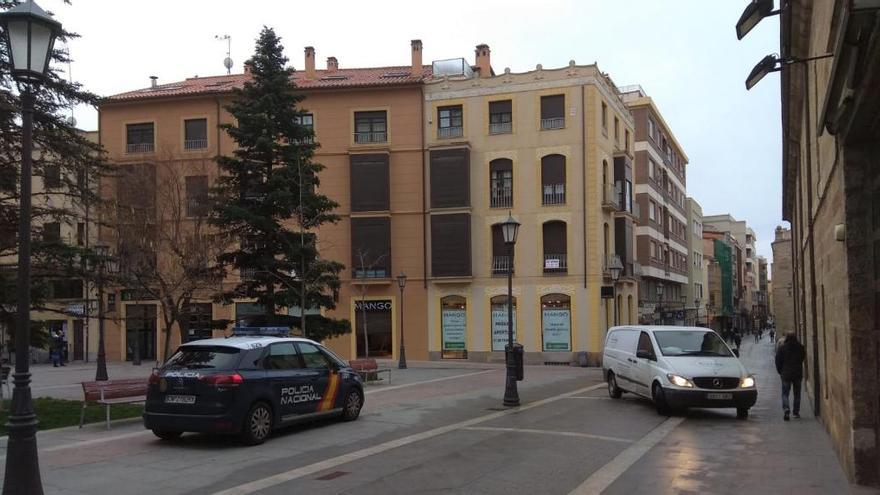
[105,65,434,102]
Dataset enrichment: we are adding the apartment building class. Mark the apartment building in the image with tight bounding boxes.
[422,48,638,365]
[770,226,794,334]
[685,197,705,326]
[757,256,768,328]
[97,41,431,362]
[620,87,689,325]
[702,231,735,331]
[703,214,757,330]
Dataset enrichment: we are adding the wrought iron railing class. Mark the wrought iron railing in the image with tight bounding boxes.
[126,142,154,154]
[184,139,208,150]
[541,117,565,130]
[543,254,567,273]
[438,126,463,139]
[489,122,512,134]
[542,184,565,205]
[354,131,387,144]
[492,255,512,275]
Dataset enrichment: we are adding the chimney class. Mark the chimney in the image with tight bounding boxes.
[150,75,158,88]
[326,56,338,73]
[475,44,491,78]
[243,62,252,75]
[304,46,316,79]
[411,39,423,74]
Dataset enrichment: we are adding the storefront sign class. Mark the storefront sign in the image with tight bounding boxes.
[491,308,516,351]
[542,309,571,351]
[441,309,466,350]
[354,300,392,312]
[544,258,560,269]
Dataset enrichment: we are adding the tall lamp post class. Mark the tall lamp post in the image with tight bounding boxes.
[396,272,407,370]
[92,244,118,381]
[608,257,623,326]
[679,295,687,325]
[1,2,63,494]
[694,298,701,327]
[501,214,520,407]
[655,283,665,325]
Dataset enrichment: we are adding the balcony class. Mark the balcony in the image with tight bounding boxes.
[354,268,389,279]
[184,139,208,150]
[438,126,463,139]
[126,142,154,154]
[601,183,620,211]
[489,122,512,135]
[543,254,567,274]
[541,117,565,130]
[354,132,387,144]
[490,186,513,208]
[542,184,565,205]
[492,255,512,275]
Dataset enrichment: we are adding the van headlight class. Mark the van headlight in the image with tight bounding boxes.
[739,376,756,388]
[667,374,694,388]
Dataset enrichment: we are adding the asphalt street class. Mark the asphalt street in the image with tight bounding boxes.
[2,337,874,495]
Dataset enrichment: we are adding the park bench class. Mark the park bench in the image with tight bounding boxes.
[349,358,391,385]
[79,378,147,430]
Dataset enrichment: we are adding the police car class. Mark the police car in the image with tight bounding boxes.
[143,335,364,445]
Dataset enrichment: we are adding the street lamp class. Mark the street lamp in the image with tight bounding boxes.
[501,213,520,407]
[92,244,118,381]
[608,257,623,326]
[396,272,407,370]
[1,2,63,494]
[735,0,777,40]
[655,283,665,325]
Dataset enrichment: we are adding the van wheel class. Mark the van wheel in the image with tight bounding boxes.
[736,407,749,419]
[341,389,363,421]
[607,372,623,399]
[152,429,182,441]
[652,383,671,416]
[240,402,273,446]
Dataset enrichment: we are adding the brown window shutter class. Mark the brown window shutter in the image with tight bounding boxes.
[492,223,505,257]
[541,154,566,184]
[351,217,392,277]
[490,158,512,173]
[350,154,390,212]
[431,214,471,277]
[540,95,564,120]
[489,100,512,114]
[542,221,567,254]
[430,148,470,208]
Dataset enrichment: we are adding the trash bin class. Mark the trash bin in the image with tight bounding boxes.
[507,343,524,381]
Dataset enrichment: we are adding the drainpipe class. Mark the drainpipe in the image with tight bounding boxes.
[421,85,428,291]
[581,85,587,290]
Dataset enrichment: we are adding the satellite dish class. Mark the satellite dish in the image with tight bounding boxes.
[224,57,233,71]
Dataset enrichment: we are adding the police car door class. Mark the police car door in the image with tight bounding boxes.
[264,341,310,421]
[295,342,340,415]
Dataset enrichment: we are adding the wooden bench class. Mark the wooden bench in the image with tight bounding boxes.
[349,358,391,385]
[79,378,147,430]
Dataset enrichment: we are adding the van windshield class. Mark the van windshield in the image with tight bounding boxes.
[654,331,733,357]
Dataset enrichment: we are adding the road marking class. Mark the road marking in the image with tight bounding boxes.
[563,396,610,400]
[364,370,496,395]
[463,426,633,444]
[568,416,684,495]
[210,382,606,495]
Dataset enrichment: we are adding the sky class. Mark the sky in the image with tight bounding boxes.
[44,0,786,268]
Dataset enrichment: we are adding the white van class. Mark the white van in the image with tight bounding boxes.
[603,326,757,419]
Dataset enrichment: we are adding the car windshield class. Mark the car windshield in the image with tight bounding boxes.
[164,346,241,370]
[654,331,733,357]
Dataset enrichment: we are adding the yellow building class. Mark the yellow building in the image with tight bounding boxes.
[423,47,638,365]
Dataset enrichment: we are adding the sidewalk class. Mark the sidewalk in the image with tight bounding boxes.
[27,361,153,400]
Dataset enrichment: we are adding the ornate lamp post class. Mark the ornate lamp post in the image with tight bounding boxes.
[680,294,687,325]
[694,298,701,327]
[396,272,407,370]
[655,283,665,325]
[92,244,118,381]
[1,2,63,493]
[500,214,520,407]
[608,257,623,326]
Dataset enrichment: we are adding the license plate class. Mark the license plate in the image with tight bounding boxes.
[706,393,733,400]
[164,395,196,404]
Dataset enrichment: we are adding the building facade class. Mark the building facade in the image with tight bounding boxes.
[780,0,880,484]
[770,226,794,334]
[621,87,690,325]
[685,197,705,326]
[703,214,758,330]
[702,232,735,331]
[422,50,638,365]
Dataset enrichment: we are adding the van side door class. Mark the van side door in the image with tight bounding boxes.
[632,331,658,397]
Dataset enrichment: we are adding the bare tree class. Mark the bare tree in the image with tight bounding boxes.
[353,249,388,359]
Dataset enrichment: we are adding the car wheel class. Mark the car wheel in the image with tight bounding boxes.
[240,402,273,446]
[152,429,183,441]
[341,389,363,421]
[652,383,671,416]
[607,372,623,399]
[736,407,749,420]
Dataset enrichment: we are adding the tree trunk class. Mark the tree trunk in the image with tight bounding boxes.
[360,288,369,358]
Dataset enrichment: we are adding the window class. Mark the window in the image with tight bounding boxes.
[430,148,469,208]
[44,164,61,188]
[542,221,567,274]
[76,222,85,246]
[601,102,608,135]
[350,154,390,212]
[185,303,213,342]
[265,342,303,370]
[637,332,655,358]
[614,116,619,143]
[184,118,208,150]
[625,129,630,153]
[648,118,656,141]
[648,159,655,179]
[126,123,154,153]
[297,342,332,369]
[185,175,209,217]
[351,217,391,279]
[541,154,566,205]
[293,114,315,144]
[540,94,565,129]
[648,202,656,221]
[43,222,61,243]
[491,224,512,275]
[650,241,656,259]
[51,279,83,299]
[437,105,463,139]
[489,100,512,134]
[541,294,571,351]
[489,159,513,208]
[166,345,241,370]
[431,214,471,277]
[354,111,387,143]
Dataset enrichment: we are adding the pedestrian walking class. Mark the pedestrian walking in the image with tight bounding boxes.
[775,332,806,421]
[733,332,742,353]
[50,330,63,367]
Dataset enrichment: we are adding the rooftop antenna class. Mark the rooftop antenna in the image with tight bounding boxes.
[215,34,232,75]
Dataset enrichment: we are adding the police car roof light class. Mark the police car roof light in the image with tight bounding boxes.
[231,326,290,337]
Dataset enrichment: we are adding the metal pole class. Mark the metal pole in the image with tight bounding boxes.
[503,244,519,407]
[4,89,45,495]
[398,284,407,369]
[95,260,108,381]
[613,286,618,327]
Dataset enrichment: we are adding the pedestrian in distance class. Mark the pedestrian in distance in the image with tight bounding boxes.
[775,332,806,421]
[50,330,62,367]
[733,332,742,353]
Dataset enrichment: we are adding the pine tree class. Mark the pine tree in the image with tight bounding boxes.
[212,27,348,341]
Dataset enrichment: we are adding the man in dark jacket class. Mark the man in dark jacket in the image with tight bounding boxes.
[775,332,806,421]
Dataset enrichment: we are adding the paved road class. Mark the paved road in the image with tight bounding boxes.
[2,338,876,494]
